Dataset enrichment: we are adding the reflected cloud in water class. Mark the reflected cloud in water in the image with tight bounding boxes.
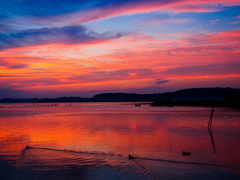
[0,103,240,179]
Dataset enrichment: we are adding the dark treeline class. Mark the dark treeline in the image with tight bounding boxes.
[92,87,240,101]
[0,88,240,105]
[0,97,91,103]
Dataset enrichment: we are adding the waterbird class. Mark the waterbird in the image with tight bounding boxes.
[128,154,134,160]
[26,145,30,149]
[182,151,191,156]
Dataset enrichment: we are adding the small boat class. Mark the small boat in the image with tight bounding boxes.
[182,151,191,156]
[26,145,31,149]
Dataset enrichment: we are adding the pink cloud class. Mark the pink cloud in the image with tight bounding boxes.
[0,59,29,69]
[231,21,240,24]
[162,62,240,77]
[232,15,240,19]
[68,68,156,83]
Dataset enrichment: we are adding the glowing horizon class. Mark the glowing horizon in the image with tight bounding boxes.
[1,0,240,98]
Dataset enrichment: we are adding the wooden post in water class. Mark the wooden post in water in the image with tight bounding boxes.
[208,107,216,152]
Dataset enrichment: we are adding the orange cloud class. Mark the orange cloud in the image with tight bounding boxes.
[0,29,240,93]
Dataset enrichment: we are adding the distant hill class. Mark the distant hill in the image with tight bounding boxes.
[158,87,240,99]
[92,88,240,102]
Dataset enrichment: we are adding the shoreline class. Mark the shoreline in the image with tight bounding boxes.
[150,99,240,109]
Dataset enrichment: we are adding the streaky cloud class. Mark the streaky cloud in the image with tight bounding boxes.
[163,62,240,76]
[0,59,29,69]
[155,80,169,84]
[44,0,226,25]
[68,68,156,82]
[0,25,124,50]
[1,0,239,29]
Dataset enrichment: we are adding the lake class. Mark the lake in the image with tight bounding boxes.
[0,103,239,179]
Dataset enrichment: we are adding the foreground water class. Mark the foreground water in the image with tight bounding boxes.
[0,102,239,179]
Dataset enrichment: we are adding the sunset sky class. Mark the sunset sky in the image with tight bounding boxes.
[1,0,240,98]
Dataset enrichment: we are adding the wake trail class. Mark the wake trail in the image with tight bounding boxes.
[133,157,225,167]
[25,146,225,167]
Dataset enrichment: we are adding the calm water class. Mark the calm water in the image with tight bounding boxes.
[0,103,239,180]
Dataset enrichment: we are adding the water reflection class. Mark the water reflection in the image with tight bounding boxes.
[0,103,240,179]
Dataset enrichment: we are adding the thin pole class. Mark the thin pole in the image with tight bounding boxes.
[208,107,216,152]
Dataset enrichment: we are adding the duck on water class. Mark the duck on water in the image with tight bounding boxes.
[128,154,134,160]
